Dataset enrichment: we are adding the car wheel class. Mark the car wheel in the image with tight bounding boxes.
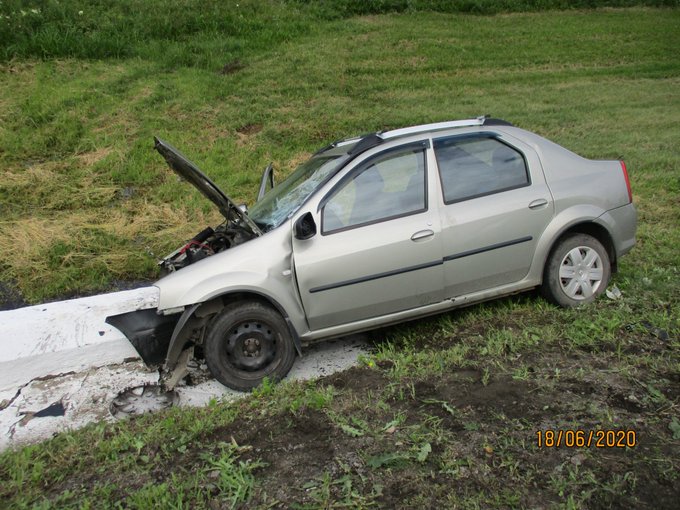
[203,301,296,391]
[541,233,611,307]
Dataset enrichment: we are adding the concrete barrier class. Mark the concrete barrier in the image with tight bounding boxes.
[0,287,370,451]
[0,287,159,398]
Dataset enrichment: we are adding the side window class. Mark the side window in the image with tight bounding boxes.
[434,136,529,204]
[322,148,427,234]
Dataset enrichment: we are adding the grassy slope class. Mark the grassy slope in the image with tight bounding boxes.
[0,3,679,509]
[0,4,678,301]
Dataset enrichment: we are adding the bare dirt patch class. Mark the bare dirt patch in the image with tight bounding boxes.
[0,281,27,311]
[236,123,263,136]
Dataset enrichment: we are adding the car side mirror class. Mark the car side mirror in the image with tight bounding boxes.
[257,163,274,201]
[294,212,317,240]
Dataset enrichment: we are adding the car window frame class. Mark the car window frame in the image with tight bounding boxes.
[318,140,430,236]
[433,133,531,205]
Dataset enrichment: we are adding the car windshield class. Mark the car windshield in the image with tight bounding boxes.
[248,154,346,230]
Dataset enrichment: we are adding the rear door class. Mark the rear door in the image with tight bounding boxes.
[433,133,554,297]
[292,141,444,331]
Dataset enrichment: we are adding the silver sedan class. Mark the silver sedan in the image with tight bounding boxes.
[107,117,637,390]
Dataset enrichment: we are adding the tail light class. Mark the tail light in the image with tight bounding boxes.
[620,160,633,203]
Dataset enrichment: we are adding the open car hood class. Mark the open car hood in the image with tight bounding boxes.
[154,137,262,237]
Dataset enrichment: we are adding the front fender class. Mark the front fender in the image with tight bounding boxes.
[153,224,308,335]
[157,269,305,325]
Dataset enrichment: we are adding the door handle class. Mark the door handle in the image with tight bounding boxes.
[411,229,434,241]
[528,198,548,210]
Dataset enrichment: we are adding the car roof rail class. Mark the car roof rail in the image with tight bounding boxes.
[347,133,384,156]
[379,117,486,140]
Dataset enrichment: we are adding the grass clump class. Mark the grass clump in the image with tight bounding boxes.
[0,0,311,67]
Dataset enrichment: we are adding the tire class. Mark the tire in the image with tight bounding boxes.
[541,233,611,307]
[203,301,296,391]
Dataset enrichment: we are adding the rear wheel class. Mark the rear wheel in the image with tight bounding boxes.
[541,233,611,307]
[203,301,296,391]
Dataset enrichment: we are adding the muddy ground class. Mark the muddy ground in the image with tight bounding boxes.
[0,281,26,311]
[30,329,675,509]
[223,345,678,508]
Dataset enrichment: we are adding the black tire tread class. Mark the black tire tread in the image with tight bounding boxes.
[203,301,296,391]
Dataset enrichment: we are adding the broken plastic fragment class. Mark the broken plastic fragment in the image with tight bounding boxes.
[605,285,622,300]
[641,321,670,342]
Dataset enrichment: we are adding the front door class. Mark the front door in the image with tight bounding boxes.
[293,143,444,331]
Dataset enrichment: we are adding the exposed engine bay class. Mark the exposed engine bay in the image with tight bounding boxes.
[159,221,256,273]
[152,137,265,273]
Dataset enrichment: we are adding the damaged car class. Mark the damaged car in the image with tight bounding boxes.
[107,117,637,391]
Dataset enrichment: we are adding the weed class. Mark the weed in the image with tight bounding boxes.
[299,472,371,509]
[669,417,680,439]
[512,365,531,381]
[327,410,370,437]
[125,482,183,510]
[481,367,491,386]
[366,450,410,469]
[201,444,264,508]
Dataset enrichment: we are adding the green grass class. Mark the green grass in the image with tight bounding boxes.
[0,4,678,301]
[0,2,679,508]
[2,2,678,64]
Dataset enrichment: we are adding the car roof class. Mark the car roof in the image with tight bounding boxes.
[315,116,513,158]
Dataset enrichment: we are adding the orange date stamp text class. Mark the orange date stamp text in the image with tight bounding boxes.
[535,429,637,448]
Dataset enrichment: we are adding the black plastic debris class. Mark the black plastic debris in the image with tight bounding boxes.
[641,321,670,342]
[34,401,66,418]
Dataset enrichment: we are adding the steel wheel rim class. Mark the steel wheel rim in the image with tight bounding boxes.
[558,246,604,300]
[225,320,277,371]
